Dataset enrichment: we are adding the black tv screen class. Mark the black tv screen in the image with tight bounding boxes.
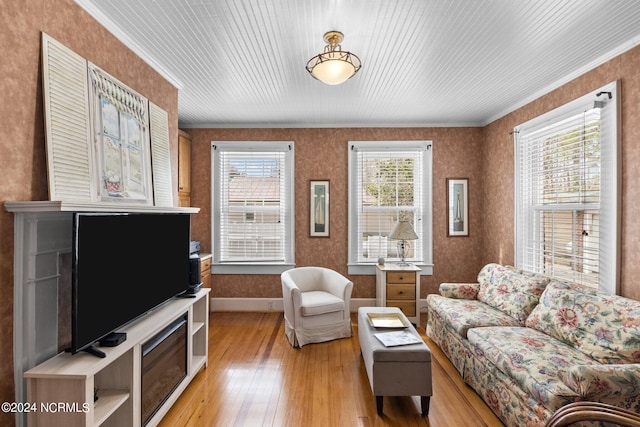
[71,212,191,354]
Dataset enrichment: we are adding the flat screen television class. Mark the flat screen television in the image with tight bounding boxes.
[71,212,191,356]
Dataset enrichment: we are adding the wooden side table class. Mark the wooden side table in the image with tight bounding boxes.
[199,253,212,289]
[375,263,421,324]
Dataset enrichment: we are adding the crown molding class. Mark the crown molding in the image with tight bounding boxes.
[74,0,184,90]
[483,34,640,126]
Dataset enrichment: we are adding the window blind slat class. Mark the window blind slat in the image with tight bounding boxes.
[517,104,601,285]
[213,144,292,264]
[515,83,618,293]
[356,150,422,262]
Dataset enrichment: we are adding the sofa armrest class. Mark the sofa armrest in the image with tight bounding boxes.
[567,364,640,404]
[438,283,480,299]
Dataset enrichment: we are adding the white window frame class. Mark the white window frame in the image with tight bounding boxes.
[211,141,295,275]
[514,81,620,294]
[348,141,433,275]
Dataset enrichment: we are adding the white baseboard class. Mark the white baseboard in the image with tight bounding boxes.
[209,297,430,313]
[210,297,377,312]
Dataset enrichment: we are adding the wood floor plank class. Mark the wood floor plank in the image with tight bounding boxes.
[158,311,504,427]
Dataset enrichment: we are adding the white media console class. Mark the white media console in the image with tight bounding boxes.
[5,201,205,427]
[24,288,209,427]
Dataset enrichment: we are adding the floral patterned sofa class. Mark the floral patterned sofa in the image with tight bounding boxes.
[426,263,640,426]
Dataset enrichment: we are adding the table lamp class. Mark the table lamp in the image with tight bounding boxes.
[389,220,418,265]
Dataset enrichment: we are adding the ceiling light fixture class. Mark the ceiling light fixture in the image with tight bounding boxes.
[306,31,362,85]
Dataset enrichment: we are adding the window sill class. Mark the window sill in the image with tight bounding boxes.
[211,263,295,275]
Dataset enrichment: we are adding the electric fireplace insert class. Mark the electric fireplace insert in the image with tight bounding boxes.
[141,314,188,425]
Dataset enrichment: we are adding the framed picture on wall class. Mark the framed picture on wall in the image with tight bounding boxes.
[88,64,154,204]
[41,34,171,206]
[447,178,469,237]
[310,180,330,237]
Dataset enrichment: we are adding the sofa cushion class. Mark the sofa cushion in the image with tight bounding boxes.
[300,291,345,316]
[468,326,596,413]
[427,294,520,339]
[526,281,640,364]
[426,302,471,375]
[476,264,550,325]
[438,283,480,299]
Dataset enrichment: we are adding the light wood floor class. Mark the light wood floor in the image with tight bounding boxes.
[159,312,504,427]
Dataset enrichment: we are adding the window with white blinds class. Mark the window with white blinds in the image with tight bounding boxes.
[211,142,294,273]
[515,82,619,294]
[348,141,433,274]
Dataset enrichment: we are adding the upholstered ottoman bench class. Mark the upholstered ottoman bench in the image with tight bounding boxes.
[358,307,432,416]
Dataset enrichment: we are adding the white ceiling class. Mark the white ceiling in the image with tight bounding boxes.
[76,0,640,128]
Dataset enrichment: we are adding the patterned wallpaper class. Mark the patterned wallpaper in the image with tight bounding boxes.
[188,127,485,299]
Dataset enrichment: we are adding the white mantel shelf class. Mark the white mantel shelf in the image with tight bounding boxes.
[5,200,200,214]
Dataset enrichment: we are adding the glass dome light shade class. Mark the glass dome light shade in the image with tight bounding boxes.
[308,51,360,85]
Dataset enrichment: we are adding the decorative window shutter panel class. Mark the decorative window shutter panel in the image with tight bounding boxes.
[41,33,96,202]
[149,102,173,207]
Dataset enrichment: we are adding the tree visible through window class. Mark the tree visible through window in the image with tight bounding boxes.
[348,141,433,274]
[515,83,619,293]
[362,157,417,260]
[365,158,415,209]
[538,116,600,285]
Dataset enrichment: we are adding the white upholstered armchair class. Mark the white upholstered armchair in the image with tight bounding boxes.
[281,267,353,347]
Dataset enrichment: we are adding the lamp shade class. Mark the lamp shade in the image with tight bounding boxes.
[389,221,418,241]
